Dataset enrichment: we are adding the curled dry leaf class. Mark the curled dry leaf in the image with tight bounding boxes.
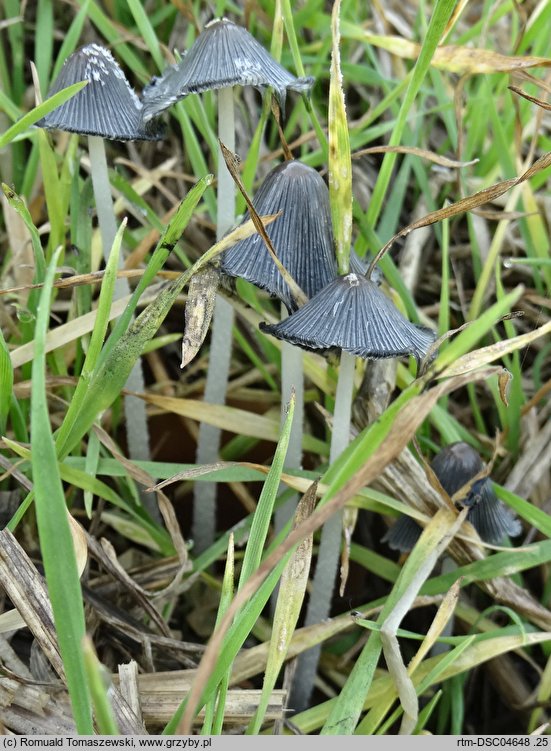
[498,368,512,407]
[180,264,220,368]
[509,85,551,111]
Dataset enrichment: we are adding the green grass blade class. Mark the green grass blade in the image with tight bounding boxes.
[203,535,235,735]
[34,0,54,95]
[328,0,352,275]
[163,555,291,734]
[238,391,295,589]
[0,81,87,148]
[95,175,213,371]
[37,128,64,255]
[366,0,457,230]
[247,484,315,734]
[82,636,119,734]
[30,247,92,733]
[83,429,101,518]
[0,328,13,434]
[126,0,164,71]
[55,220,124,458]
[434,285,524,372]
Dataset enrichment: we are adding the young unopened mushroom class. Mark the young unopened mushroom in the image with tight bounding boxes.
[384,442,522,551]
[145,18,314,551]
[222,159,337,311]
[37,44,164,517]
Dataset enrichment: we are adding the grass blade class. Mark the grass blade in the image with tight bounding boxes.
[0,81,87,148]
[366,0,457,230]
[31,247,92,732]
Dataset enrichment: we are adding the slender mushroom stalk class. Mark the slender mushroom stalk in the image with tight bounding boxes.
[276,316,304,532]
[142,19,314,552]
[262,0,437,713]
[37,44,164,519]
[87,134,150,466]
[289,0,357,708]
[193,85,236,552]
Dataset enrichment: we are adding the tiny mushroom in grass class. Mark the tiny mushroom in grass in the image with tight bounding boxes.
[145,18,314,553]
[36,43,165,520]
[260,271,437,368]
[37,44,164,142]
[36,43,164,262]
[383,442,522,551]
[141,17,314,122]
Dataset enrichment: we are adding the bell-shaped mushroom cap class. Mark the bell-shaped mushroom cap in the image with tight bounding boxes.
[431,441,521,544]
[221,160,337,312]
[37,44,164,141]
[384,443,522,551]
[382,515,422,552]
[430,442,486,506]
[142,18,314,121]
[260,272,436,363]
[467,489,522,544]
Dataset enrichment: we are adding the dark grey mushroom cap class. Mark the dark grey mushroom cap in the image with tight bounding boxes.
[431,442,486,506]
[382,515,422,552]
[385,442,522,551]
[384,494,520,550]
[467,490,522,544]
[221,160,337,312]
[260,272,436,363]
[37,44,164,141]
[142,18,314,121]
[433,442,521,543]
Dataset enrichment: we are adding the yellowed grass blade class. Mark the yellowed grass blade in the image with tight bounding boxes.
[358,33,551,73]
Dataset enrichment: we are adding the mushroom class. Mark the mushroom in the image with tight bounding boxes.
[37,43,164,518]
[222,159,337,311]
[142,18,314,123]
[260,271,436,363]
[144,18,313,551]
[383,442,522,551]
[262,269,436,711]
[37,43,163,268]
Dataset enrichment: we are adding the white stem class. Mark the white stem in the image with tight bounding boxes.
[88,136,118,270]
[329,351,355,464]
[215,87,236,239]
[291,350,355,711]
[271,310,305,612]
[274,307,304,533]
[192,87,236,553]
[87,136,156,516]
